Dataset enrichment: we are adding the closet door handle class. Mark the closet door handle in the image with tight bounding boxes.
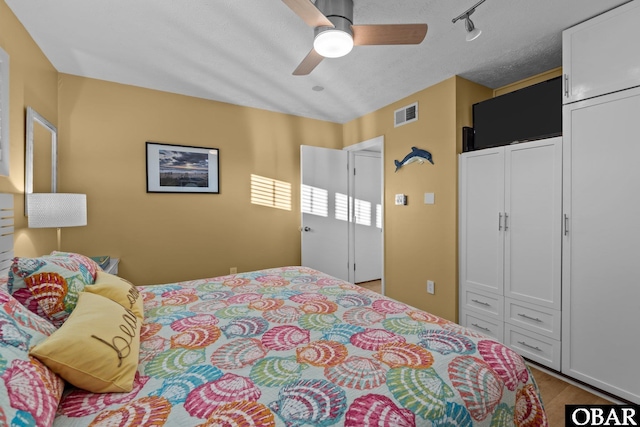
[498,213,503,231]
[504,213,509,231]
[564,214,569,236]
[564,74,569,98]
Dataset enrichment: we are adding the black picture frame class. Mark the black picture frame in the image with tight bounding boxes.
[146,142,219,193]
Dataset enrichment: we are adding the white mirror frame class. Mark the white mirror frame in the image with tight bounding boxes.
[0,46,9,177]
[25,106,57,214]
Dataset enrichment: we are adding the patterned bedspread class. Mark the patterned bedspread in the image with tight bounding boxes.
[53,266,548,426]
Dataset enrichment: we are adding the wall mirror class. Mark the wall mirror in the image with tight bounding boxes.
[25,106,57,213]
[0,47,9,177]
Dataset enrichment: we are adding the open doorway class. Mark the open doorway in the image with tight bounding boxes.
[345,136,384,294]
[300,136,384,293]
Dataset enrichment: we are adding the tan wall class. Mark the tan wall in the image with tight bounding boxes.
[494,67,562,97]
[0,1,59,256]
[456,77,494,152]
[343,76,492,322]
[57,75,342,285]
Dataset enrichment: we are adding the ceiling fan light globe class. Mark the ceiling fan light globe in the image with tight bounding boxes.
[314,29,354,58]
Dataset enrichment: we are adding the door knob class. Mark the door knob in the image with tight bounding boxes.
[303,226,311,232]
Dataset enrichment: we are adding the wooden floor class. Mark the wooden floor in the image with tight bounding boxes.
[357,279,381,294]
[356,280,614,426]
[529,366,612,426]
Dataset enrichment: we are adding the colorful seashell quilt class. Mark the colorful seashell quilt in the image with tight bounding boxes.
[50,267,548,426]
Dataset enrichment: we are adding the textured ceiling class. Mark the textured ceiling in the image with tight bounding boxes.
[6,0,630,123]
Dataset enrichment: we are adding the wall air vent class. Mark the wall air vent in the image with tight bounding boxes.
[394,102,418,127]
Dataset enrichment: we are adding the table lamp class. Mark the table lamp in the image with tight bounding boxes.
[27,193,87,251]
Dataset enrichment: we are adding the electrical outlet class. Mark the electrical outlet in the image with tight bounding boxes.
[230,267,237,274]
[427,280,435,294]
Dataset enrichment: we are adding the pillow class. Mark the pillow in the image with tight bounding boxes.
[49,251,100,277]
[84,271,144,320]
[8,253,97,326]
[0,274,7,292]
[0,287,64,426]
[29,292,141,393]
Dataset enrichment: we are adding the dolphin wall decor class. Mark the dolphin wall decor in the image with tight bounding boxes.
[394,147,434,172]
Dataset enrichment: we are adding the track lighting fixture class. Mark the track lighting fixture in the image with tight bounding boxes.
[452,0,486,41]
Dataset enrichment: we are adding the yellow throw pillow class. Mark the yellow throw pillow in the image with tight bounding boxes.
[84,271,144,320]
[29,292,141,393]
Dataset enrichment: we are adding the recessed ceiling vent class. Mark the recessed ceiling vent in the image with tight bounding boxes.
[394,102,418,127]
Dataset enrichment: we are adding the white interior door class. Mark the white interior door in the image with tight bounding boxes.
[301,146,349,281]
[353,153,382,283]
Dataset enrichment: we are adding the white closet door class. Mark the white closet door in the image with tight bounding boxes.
[459,148,505,295]
[504,138,562,309]
[562,87,640,403]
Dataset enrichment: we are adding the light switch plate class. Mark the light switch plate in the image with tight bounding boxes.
[424,192,435,204]
[395,194,407,205]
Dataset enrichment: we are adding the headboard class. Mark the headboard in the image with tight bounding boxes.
[0,193,14,276]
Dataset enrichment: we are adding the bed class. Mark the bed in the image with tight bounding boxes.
[0,200,548,426]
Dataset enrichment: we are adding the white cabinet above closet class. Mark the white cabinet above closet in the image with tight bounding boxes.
[562,0,640,104]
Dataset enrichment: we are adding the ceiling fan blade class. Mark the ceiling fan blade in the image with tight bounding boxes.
[281,0,334,28]
[352,24,428,45]
[293,49,325,75]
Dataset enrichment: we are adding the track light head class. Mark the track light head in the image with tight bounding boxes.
[452,0,486,41]
[464,15,482,41]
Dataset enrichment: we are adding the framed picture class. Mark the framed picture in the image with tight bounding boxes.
[146,142,219,193]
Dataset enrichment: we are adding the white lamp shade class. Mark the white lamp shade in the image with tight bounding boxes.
[28,193,87,228]
[313,29,354,58]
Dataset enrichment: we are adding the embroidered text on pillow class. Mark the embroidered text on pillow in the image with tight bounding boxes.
[126,285,140,310]
[90,307,138,368]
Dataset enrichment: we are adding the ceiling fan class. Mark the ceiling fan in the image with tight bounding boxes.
[282,0,428,75]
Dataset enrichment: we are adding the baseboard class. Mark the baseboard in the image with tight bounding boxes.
[526,360,629,405]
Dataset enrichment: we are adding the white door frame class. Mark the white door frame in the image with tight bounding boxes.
[344,135,385,294]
